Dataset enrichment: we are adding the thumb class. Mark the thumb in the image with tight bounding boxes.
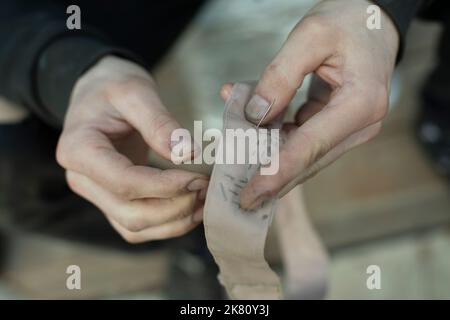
[107,78,195,162]
[245,18,333,125]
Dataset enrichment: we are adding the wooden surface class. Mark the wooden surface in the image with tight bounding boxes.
[304,21,450,249]
[1,232,168,299]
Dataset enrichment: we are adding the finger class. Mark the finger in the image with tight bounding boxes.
[295,75,331,125]
[106,77,197,161]
[192,206,204,223]
[277,122,382,197]
[241,83,387,209]
[220,83,234,102]
[66,170,200,231]
[295,100,326,126]
[245,18,334,125]
[108,213,201,244]
[241,123,381,210]
[113,131,149,165]
[58,129,208,199]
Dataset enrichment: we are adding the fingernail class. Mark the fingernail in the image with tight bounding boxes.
[187,179,209,192]
[192,208,204,223]
[242,194,268,211]
[245,94,270,123]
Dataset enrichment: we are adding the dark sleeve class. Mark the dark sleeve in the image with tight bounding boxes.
[371,0,425,61]
[0,1,146,127]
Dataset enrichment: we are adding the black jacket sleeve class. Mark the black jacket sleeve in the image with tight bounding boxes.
[0,1,145,127]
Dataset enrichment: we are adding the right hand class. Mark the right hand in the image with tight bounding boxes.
[236,0,399,209]
[56,56,208,243]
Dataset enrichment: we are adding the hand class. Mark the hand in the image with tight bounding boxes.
[57,56,208,243]
[224,0,399,210]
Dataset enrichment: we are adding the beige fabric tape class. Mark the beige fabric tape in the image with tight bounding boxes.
[203,82,329,300]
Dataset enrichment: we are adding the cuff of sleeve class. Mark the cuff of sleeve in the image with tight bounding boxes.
[36,36,148,127]
[371,0,423,62]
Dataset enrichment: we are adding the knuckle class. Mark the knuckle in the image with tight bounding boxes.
[162,224,193,240]
[122,217,145,232]
[297,15,333,39]
[263,62,291,89]
[265,62,283,78]
[173,226,193,238]
[147,111,176,142]
[56,129,88,170]
[162,196,194,221]
[121,213,147,233]
[121,232,144,244]
[55,137,71,168]
[174,204,193,221]
[65,172,80,193]
[113,181,138,200]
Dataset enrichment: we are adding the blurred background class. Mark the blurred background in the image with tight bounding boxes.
[1,0,450,299]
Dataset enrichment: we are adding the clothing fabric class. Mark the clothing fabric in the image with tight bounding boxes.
[203,82,328,299]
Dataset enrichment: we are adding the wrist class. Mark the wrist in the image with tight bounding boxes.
[318,0,399,63]
[71,55,153,105]
[38,35,146,126]
[376,1,400,62]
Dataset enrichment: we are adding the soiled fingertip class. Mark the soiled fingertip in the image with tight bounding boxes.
[220,83,234,102]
